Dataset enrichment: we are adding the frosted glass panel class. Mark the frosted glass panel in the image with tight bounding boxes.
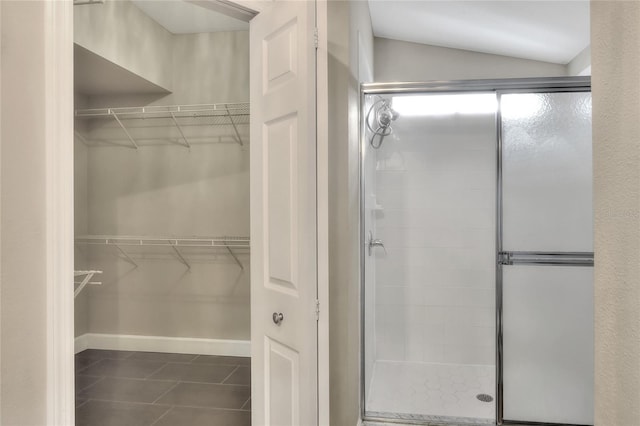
[502,92,592,252]
[503,266,594,425]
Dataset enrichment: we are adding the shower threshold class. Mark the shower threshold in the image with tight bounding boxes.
[363,413,494,426]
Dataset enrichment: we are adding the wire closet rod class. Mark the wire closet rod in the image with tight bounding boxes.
[75,235,250,270]
[75,235,250,247]
[74,103,249,119]
[74,102,249,148]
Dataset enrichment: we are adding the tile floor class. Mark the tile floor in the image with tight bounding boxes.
[75,349,251,426]
[366,361,495,423]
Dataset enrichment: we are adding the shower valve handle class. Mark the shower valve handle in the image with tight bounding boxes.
[367,231,387,256]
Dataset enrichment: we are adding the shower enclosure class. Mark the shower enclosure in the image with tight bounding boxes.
[361,78,593,425]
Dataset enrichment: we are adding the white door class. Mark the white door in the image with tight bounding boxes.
[250,1,318,425]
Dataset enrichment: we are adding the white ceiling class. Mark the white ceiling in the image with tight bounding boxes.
[131,0,248,34]
[368,1,590,65]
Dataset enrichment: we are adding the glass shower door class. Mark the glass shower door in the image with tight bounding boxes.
[362,92,497,424]
[500,91,593,425]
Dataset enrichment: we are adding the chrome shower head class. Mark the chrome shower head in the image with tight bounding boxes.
[366,98,399,149]
[378,105,399,127]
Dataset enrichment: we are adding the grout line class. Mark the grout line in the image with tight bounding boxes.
[129,354,200,363]
[151,381,181,405]
[75,398,91,410]
[192,360,249,367]
[121,351,135,359]
[76,374,249,387]
[81,375,177,383]
[220,365,240,384]
[77,375,106,395]
[155,403,250,412]
[145,361,170,380]
[76,397,173,407]
[149,405,174,426]
[163,379,249,387]
[75,358,101,374]
[79,397,251,412]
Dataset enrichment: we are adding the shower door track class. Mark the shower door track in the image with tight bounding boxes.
[360,76,592,426]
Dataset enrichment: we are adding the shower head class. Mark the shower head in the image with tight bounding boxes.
[366,98,399,149]
[378,105,399,127]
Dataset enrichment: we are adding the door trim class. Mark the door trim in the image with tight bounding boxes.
[316,2,331,425]
[45,1,75,424]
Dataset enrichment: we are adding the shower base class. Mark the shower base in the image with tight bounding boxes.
[366,361,495,423]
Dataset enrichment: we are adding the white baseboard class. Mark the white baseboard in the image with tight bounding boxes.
[75,333,250,357]
[75,333,90,353]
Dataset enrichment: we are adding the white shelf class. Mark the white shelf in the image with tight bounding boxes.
[75,103,249,120]
[74,102,249,148]
[75,235,250,270]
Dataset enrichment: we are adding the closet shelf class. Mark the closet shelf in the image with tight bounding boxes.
[74,102,250,149]
[74,270,103,298]
[75,235,250,270]
[75,103,249,120]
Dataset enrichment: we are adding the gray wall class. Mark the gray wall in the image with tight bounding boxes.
[327,1,373,425]
[592,1,640,424]
[568,45,591,76]
[375,37,568,81]
[74,0,173,91]
[74,2,250,341]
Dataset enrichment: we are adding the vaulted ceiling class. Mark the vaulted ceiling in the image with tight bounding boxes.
[368,1,590,64]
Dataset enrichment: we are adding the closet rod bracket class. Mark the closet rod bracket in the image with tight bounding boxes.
[171,244,191,269]
[114,244,139,268]
[74,270,103,298]
[170,112,192,149]
[224,243,244,270]
[112,112,139,149]
[225,106,244,146]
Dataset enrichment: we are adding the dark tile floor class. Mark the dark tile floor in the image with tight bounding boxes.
[75,349,251,426]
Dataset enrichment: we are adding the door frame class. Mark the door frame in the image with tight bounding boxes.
[359,76,591,426]
[45,0,330,424]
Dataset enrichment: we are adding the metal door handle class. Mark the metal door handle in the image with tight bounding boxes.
[272,312,284,325]
[367,231,387,256]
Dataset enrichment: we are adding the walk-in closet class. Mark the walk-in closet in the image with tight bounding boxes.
[72,2,251,425]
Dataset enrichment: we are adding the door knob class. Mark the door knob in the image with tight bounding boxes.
[272,312,284,325]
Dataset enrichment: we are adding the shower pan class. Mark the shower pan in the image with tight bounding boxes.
[360,78,593,426]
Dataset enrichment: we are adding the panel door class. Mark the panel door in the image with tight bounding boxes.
[250,2,318,426]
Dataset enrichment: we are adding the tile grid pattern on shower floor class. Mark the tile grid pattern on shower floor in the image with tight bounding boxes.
[366,361,495,422]
[75,349,251,426]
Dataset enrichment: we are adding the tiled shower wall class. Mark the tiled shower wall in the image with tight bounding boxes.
[372,111,496,366]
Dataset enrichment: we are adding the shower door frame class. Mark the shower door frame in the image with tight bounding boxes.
[360,76,592,426]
